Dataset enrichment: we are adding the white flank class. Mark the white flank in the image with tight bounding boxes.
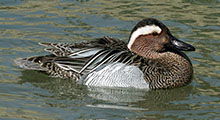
[127,25,162,49]
[83,63,149,89]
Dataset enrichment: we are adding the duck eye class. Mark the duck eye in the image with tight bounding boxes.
[152,32,159,36]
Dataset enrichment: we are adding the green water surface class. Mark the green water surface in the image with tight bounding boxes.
[0,0,220,120]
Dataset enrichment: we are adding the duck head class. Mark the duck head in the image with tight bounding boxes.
[127,18,195,59]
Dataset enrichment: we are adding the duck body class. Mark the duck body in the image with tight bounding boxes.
[15,18,195,90]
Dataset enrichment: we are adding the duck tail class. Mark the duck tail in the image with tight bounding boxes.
[14,56,47,71]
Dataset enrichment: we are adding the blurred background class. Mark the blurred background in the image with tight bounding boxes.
[0,0,219,119]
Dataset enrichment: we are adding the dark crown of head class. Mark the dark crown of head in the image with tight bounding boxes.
[130,18,168,35]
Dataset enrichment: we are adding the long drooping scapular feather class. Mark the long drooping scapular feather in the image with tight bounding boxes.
[15,36,136,79]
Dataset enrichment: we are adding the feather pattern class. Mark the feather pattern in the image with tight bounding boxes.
[15,36,138,79]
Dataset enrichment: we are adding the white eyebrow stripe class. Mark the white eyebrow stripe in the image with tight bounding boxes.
[127,25,162,49]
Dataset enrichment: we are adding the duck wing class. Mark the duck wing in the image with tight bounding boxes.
[15,36,135,79]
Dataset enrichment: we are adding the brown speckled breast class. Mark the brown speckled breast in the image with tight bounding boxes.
[139,51,193,89]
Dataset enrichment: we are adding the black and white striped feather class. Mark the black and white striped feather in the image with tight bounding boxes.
[15,36,142,80]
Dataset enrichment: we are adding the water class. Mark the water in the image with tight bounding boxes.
[0,0,220,119]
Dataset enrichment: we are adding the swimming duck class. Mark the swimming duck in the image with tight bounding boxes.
[15,18,195,90]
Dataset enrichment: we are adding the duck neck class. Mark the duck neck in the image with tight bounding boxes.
[129,43,193,89]
[143,51,193,89]
[130,46,162,60]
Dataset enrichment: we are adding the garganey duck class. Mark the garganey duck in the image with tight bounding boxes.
[15,18,195,90]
